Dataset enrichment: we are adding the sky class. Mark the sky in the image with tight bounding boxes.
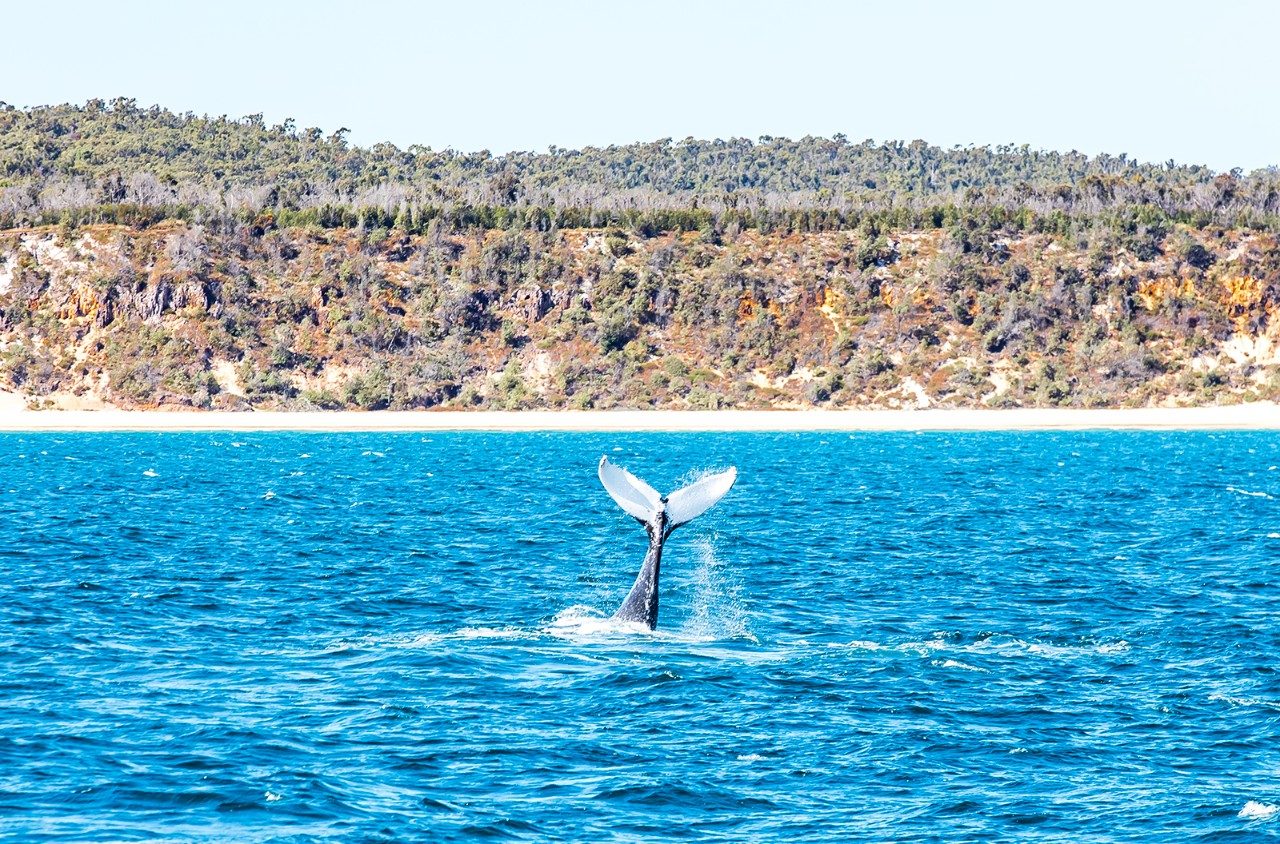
[3,0,1277,172]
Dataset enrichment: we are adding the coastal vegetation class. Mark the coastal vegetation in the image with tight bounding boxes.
[1,99,1279,410]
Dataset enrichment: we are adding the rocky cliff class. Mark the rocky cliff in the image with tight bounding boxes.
[1,218,1278,411]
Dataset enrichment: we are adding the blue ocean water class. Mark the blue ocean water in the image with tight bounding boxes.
[2,431,1280,841]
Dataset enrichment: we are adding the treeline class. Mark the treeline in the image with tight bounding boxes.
[9,198,1272,257]
[2,99,1279,231]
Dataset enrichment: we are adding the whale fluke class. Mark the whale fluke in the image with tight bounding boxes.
[598,456,737,629]
[598,457,663,524]
[666,467,737,526]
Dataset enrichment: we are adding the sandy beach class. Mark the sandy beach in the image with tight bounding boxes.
[0,403,1278,432]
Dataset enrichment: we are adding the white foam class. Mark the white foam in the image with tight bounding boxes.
[454,626,528,640]
[895,635,1132,662]
[736,753,766,762]
[393,632,443,648]
[265,791,283,803]
[897,640,943,656]
[1211,692,1250,707]
[969,636,1130,660]
[142,469,158,477]
[546,606,652,639]
[1209,692,1280,711]
[545,605,747,644]
[1239,801,1277,820]
[1025,641,1101,658]
[1227,486,1273,499]
[935,658,987,672]
[351,626,534,650]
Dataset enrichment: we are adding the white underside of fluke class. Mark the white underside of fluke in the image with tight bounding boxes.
[598,456,736,527]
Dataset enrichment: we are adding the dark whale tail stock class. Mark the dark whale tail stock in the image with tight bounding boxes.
[597,456,737,630]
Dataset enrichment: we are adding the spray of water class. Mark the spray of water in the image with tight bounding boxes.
[680,536,754,642]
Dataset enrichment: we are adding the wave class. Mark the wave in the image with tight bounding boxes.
[1209,692,1280,712]
[1239,800,1278,821]
[340,626,539,650]
[839,640,884,651]
[1226,486,1273,499]
[832,633,1131,662]
[934,658,988,672]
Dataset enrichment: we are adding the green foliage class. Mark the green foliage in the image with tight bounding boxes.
[0,101,1276,236]
[493,358,530,409]
[343,368,392,410]
[596,310,636,353]
[2,120,1279,414]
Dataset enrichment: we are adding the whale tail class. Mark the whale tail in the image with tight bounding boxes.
[598,456,736,629]
[665,466,738,527]
[597,456,736,529]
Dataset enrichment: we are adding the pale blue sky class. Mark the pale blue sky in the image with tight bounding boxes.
[4,0,1276,171]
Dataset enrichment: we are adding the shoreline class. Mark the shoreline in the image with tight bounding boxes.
[0,405,1277,432]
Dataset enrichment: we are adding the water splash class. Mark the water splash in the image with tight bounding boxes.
[681,537,754,642]
[1239,800,1277,821]
[546,605,652,639]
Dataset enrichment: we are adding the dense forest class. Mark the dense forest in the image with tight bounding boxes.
[4,99,1280,228]
[1,99,1279,411]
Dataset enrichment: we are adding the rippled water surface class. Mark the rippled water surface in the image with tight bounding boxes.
[3,431,1280,841]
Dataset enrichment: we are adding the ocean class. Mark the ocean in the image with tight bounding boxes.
[2,431,1279,841]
